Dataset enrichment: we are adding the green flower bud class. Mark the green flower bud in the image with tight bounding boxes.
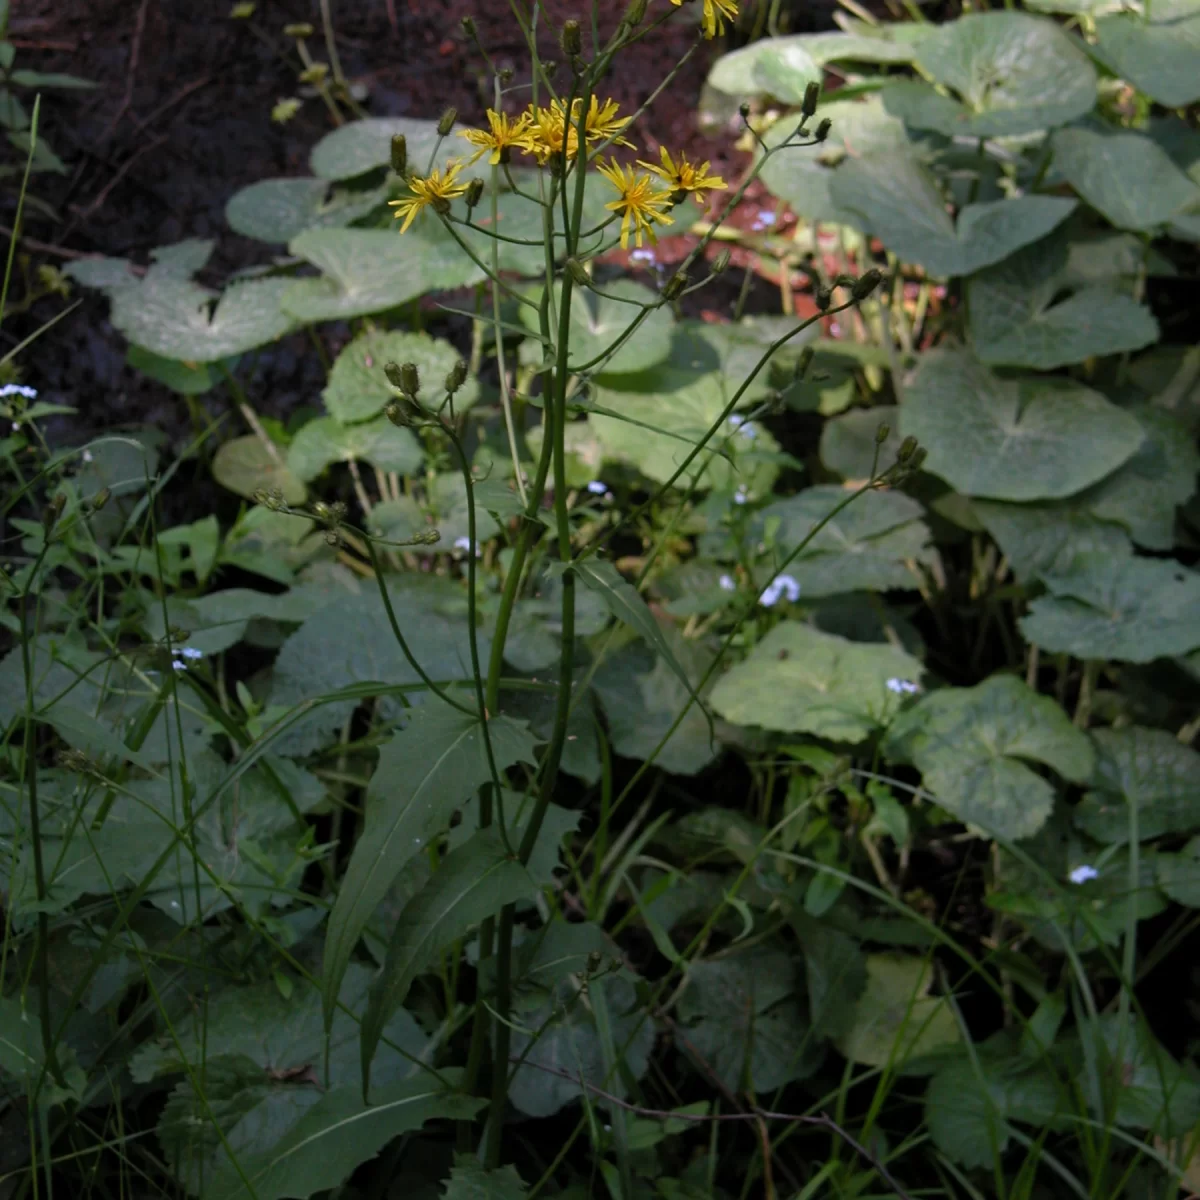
[283,21,313,37]
[801,81,820,120]
[851,268,884,302]
[561,19,582,56]
[391,133,407,176]
[412,528,441,546]
[738,100,751,121]
[444,359,469,395]
[465,177,485,208]
[298,63,329,86]
[897,435,918,464]
[711,248,732,275]
[437,106,458,137]
[89,486,112,511]
[384,401,412,428]
[42,492,66,533]
[908,447,927,472]
[815,284,832,312]
[565,257,591,288]
[461,15,476,38]
[874,422,891,445]
[624,0,648,26]
[662,269,690,301]
[815,117,832,142]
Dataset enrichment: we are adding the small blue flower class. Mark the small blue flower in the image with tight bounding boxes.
[733,485,749,505]
[586,480,608,495]
[759,574,801,607]
[886,678,919,696]
[1069,864,1099,885]
[180,646,204,661]
[629,248,658,266]
[172,659,186,673]
[0,383,37,399]
[728,414,757,441]
[718,574,736,592]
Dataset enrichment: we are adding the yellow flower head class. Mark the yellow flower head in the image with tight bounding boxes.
[523,96,635,164]
[523,102,577,164]
[670,0,738,39]
[596,158,675,250]
[577,96,635,149]
[388,160,468,234]
[638,147,728,204]
[458,109,534,166]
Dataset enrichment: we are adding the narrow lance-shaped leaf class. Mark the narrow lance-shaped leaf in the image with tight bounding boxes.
[322,702,538,1028]
[361,827,536,1089]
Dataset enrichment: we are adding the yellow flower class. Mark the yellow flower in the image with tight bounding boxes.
[670,0,738,39]
[596,158,675,249]
[576,96,634,148]
[458,109,534,166]
[523,102,577,164]
[523,96,635,164]
[638,147,728,203]
[388,160,469,234]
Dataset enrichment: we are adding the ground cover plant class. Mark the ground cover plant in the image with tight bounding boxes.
[2,0,1200,1197]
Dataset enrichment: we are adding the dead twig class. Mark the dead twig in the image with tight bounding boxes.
[133,75,213,134]
[99,0,150,144]
[73,135,166,221]
[0,226,90,261]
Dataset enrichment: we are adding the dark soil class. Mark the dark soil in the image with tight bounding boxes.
[7,0,842,447]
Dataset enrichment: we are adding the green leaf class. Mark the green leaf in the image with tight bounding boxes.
[0,996,85,1105]
[362,826,536,1079]
[1074,727,1200,843]
[126,344,215,395]
[901,349,1143,500]
[884,675,1093,840]
[213,435,306,505]
[1052,125,1200,232]
[323,702,537,1026]
[829,151,1076,278]
[323,328,478,423]
[370,474,502,555]
[41,704,158,771]
[675,948,822,1093]
[1094,0,1200,108]
[202,1076,484,1200]
[9,69,95,89]
[226,177,387,243]
[310,116,465,181]
[819,405,904,481]
[520,277,674,376]
[592,627,721,776]
[791,915,868,1040]
[835,953,961,1071]
[711,622,924,742]
[66,241,298,362]
[885,12,1096,138]
[750,486,935,598]
[287,415,422,483]
[441,1155,529,1200]
[967,229,1158,369]
[1019,553,1200,663]
[1157,837,1200,907]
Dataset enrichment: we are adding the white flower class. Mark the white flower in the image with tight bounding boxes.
[718,574,736,592]
[586,480,608,495]
[81,449,94,463]
[172,659,186,672]
[453,536,472,551]
[759,574,801,607]
[886,678,920,696]
[733,485,749,505]
[629,248,657,266]
[0,383,37,399]
[728,414,757,441]
[180,646,203,661]
[1069,864,1099,885]
[751,211,777,231]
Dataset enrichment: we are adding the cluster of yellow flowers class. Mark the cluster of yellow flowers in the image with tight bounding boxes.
[671,0,739,40]
[389,95,728,250]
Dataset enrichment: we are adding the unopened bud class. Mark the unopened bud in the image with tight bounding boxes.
[711,248,731,275]
[814,117,832,142]
[565,257,591,288]
[874,422,890,445]
[801,81,820,120]
[465,177,485,208]
[412,528,441,546]
[738,101,751,121]
[624,0,648,26]
[461,15,476,37]
[384,401,412,428]
[391,133,407,175]
[908,447,927,472]
[662,269,690,301]
[89,486,112,512]
[444,359,469,394]
[299,63,329,85]
[897,435,918,464]
[283,21,313,37]
[399,361,420,397]
[497,66,514,83]
[561,19,582,56]
[851,268,884,302]
[815,285,832,312]
[42,492,66,533]
[437,107,458,137]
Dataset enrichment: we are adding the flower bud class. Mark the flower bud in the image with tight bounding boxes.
[711,248,731,275]
[565,257,591,288]
[624,0,648,25]
[384,401,412,428]
[437,107,458,137]
[42,492,66,533]
[465,177,485,208]
[386,361,421,397]
[662,269,690,301]
[874,422,890,445]
[283,21,313,37]
[908,447,927,472]
[391,133,407,176]
[90,486,112,511]
[299,63,329,86]
[738,101,751,121]
[444,359,469,394]
[851,268,884,302]
[801,81,820,120]
[461,15,476,37]
[897,435,918,464]
[497,66,514,83]
[412,528,441,546]
[561,19,582,56]
[815,284,832,312]
[814,117,832,142]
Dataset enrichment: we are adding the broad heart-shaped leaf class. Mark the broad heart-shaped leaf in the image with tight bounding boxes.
[286,415,422,483]
[749,486,935,598]
[66,240,298,362]
[819,405,905,481]
[362,827,536,1083]
[1020,553,1200,663]
[1052,126,1200,233]
[201,1075,484,1200]
[967,229,1158,369]
[901,349,1143,501]
[835,954,961,1072]
[521,277,674,376]
[758,97,914,226]
[213,435,307,505]
[790,914,868,1040]
[1095,0,1200,109]
[322,703,538,1028]
[884,675,1093,841]
[283,226,484,322]
[887,12,1096,138]
[1158,837,1200,908]
[592,626,721,776]
[441,1156,529,1200]
[973,497,1131,582]
[830,152,1076,279]
[1073,727,1200,843]
[710,622,924,742]
[310,116,470,181]
[225,177,387,243]
[270,577,489,755]
[323,328,478,423]
[675,948,823,1094]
